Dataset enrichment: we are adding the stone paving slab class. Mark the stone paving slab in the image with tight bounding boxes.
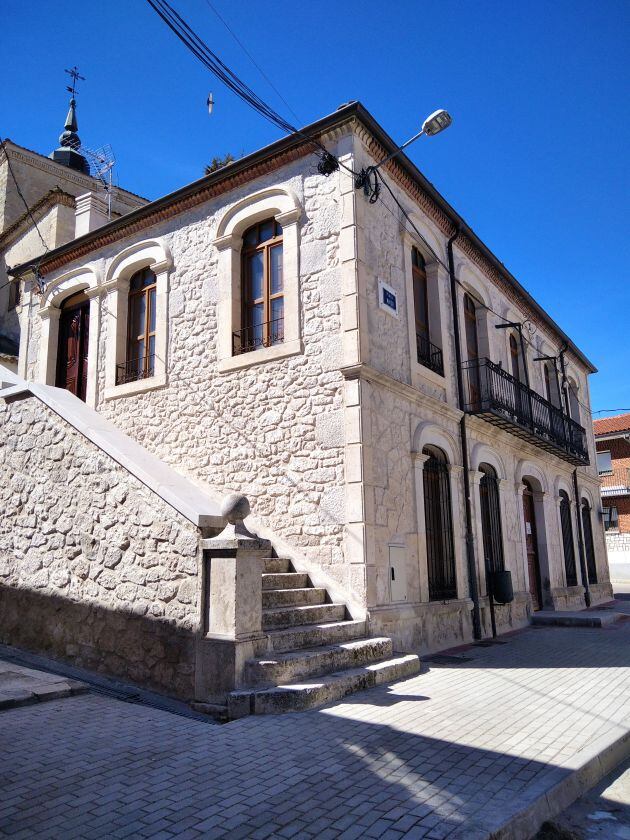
[0,659,87,709]
[1,613,629,839]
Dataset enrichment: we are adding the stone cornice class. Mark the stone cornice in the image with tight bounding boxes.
[341,362,463,424]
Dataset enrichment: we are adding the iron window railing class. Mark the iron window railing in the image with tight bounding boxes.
[116,354,155,385]
[461,357,589,465]
[423,455,457,601]
[416,333,444,376]
[233,318,284,356]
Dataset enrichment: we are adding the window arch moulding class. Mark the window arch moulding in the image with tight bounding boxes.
[213,187,302,373]
[38,265,101,409]
[103,239,172,400]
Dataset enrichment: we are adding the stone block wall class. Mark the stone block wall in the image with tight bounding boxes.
[0,396,203,698]
[23,150,349,592]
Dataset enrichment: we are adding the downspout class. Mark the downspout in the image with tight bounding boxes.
[559,342,591,607]
[448,229,482,640]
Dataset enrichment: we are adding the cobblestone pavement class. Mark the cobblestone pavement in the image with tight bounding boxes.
[1,614,629,840]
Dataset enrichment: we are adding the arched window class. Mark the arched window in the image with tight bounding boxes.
[479,463,504,584]
[422,445,457,600]
[568,380,580,424]
[581,499,598,584]
[121,267,157,383]
[464,293,480,406]
[559,490,577,586]
[237,218,284,354]
[412,248,429,342]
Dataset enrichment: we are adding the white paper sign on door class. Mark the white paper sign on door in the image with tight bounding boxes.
[525,522,532,535]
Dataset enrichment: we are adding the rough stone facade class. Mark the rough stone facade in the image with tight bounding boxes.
[0,395,203,697]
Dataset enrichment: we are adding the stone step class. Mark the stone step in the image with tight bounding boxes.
[531,610,623,628]
[262,572,309,591]
[262,587,326,609]
[244,637,394,687]
[228,654,421,717]
[266,619,368,652]
[262,603,346,630]
[263,557,291,574]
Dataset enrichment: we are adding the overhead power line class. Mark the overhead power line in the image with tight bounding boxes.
[144,0,350,178]
[203,0,301,124]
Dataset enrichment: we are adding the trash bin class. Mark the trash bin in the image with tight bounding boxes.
[490,570,514,604]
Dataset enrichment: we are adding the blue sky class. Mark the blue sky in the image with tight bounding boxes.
[2,0,628,413]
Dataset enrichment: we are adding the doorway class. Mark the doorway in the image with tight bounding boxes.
[56,291,90,402]
[522,479,543,610]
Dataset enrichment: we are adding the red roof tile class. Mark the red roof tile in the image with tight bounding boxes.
[593,413,630,435]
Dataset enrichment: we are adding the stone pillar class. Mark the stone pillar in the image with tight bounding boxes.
[194,494,271,703]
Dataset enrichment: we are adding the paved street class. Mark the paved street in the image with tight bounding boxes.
[1,612,629,839]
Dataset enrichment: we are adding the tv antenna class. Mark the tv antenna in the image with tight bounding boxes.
[80,144,116,219]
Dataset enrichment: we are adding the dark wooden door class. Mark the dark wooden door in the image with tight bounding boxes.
[522,483,542,610]
[56,294,90,402]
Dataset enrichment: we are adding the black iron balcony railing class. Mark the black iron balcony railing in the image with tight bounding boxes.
[233,318,284,356]
[116,354,155,385]
[416,333,444,377]
[461,357,589,465]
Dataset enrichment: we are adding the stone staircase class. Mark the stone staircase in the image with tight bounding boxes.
[226,554,420,717]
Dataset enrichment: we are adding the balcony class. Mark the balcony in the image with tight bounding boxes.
[600,467,630,497]
[116,355,155,385]
[233,318,284,356]
[416,333,444,377]
[461,358,589,466]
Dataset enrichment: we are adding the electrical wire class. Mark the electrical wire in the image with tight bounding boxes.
[203,0,301,125]
[0,138,50,254]
[145,0,355,178]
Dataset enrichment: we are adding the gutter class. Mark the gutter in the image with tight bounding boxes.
[448,229,482,640]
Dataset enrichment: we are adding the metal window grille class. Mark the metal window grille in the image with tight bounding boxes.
[559,491,578,587]
[581,503,598,585]
[479,468,505,587]
[423,451,457,600]
[416,333,444,376]
[232,317,284,356]
[116,354,155,385]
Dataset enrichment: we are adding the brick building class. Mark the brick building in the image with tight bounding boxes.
[594,412,630,582]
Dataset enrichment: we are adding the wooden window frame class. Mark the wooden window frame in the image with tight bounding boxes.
[126,267,157,380]
[411,248,429,339]
[240,219,284,353]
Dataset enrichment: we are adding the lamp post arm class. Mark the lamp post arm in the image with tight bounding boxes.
[369,129,426,174]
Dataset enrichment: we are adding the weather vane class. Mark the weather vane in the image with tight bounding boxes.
[65,66,85,98]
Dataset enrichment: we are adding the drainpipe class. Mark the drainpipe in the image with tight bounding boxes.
[448,229,482,640]
[559,343,591,607]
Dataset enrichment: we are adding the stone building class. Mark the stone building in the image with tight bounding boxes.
[0,95,146,368]
[594,412,630,584]
[0,102,612,713]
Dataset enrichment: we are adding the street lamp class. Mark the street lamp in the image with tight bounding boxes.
[366,108,453,175]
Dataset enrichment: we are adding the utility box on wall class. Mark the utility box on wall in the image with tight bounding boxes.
[389,545,408,602]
